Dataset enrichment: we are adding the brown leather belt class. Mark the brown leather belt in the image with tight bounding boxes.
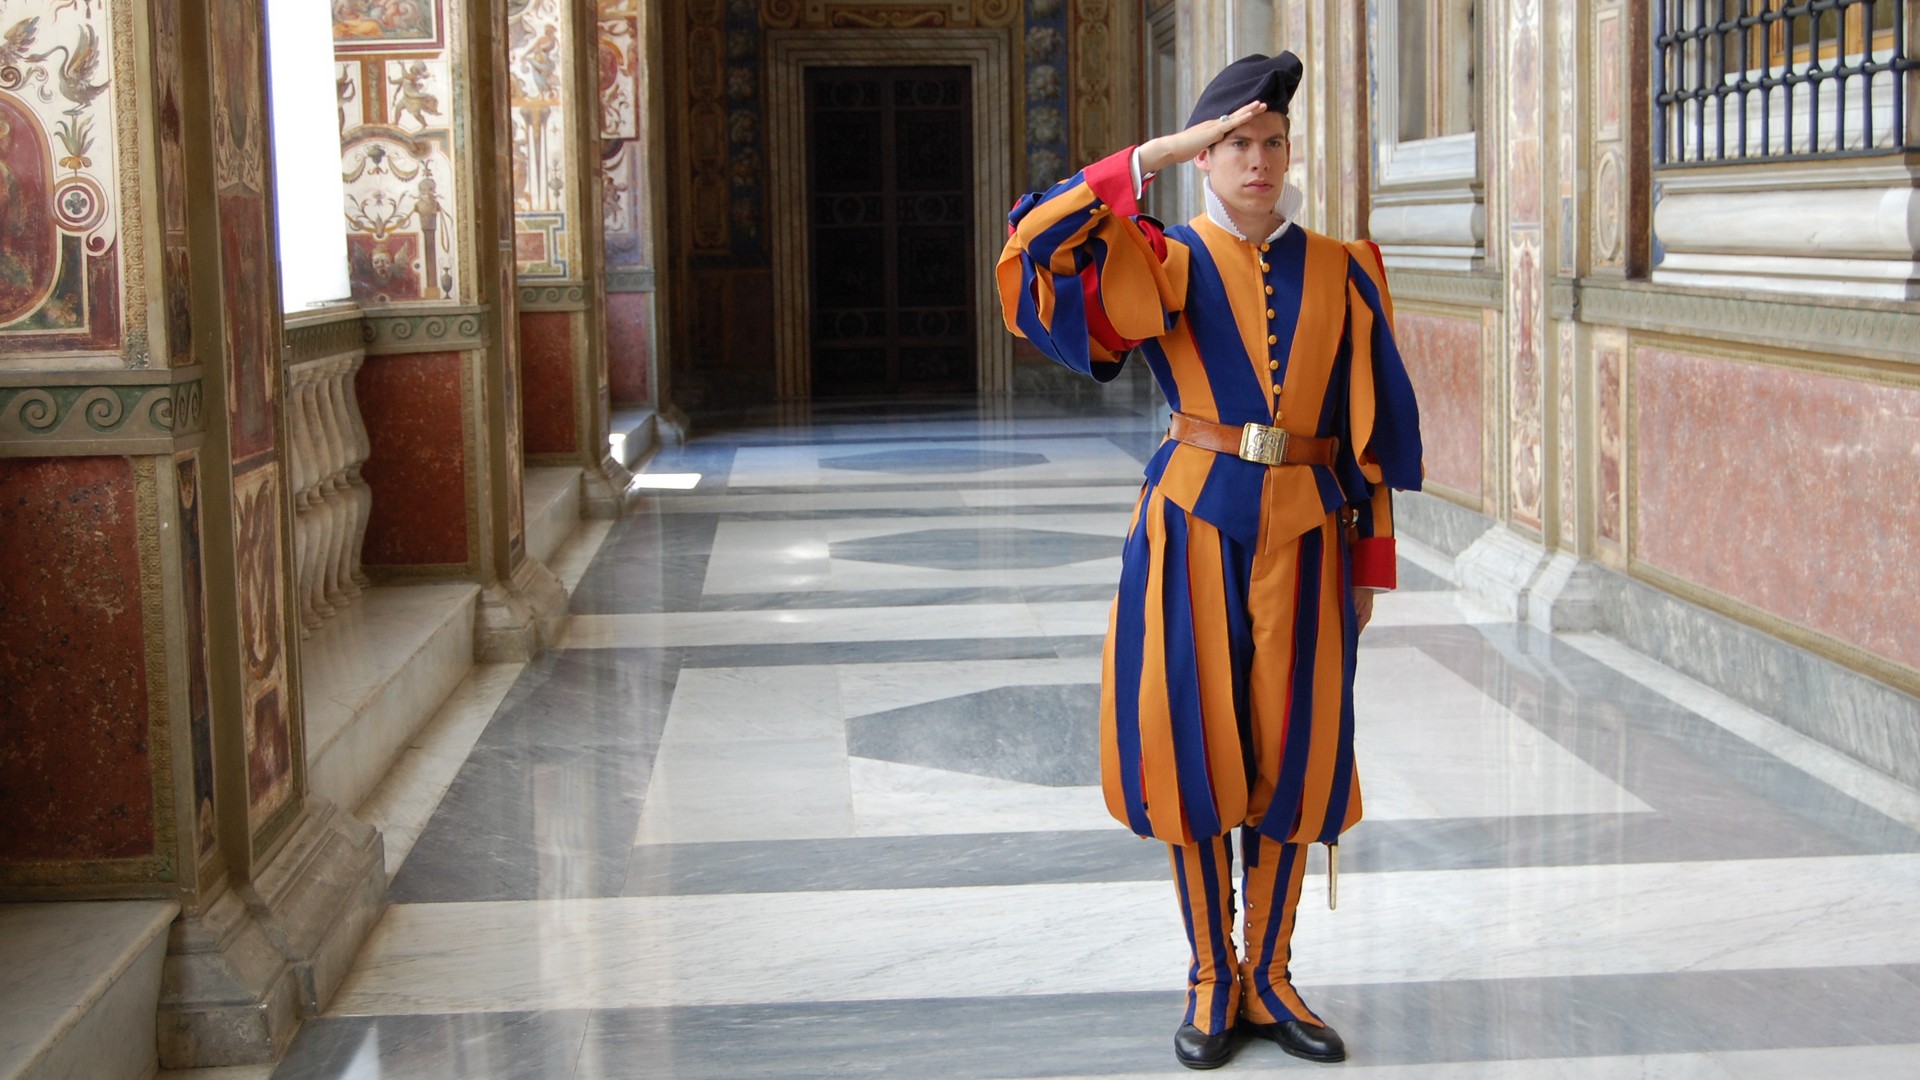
[1168,412,1338,467]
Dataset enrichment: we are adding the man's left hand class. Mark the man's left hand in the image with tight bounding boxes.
[1353,589,1374,633]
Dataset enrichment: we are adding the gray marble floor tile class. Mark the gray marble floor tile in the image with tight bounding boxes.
[569,513,720,614]
[848,683,1102,786]
[689,584,1116,611]
[676,638,1067,668]
[621,830,1161,896]
[831,526,1120,571]
[270,1010,588,1080]
[1396,559,1452,591]
[820,447,1052,474]
[560,964,1920,1079]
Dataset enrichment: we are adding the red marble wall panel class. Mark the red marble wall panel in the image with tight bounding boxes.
[1394,311,1483,498]
[606,290,652,405]
[357,351,471,567]
[0,457,154,862]
[1635,349,1920,672]
[520,311,578,455]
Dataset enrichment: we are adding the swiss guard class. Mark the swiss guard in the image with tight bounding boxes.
[996,51,1423,1069]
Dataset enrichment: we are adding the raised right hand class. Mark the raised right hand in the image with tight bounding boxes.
[1136,100,1268,174]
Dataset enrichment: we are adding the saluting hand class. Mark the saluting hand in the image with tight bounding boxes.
[1136,100,1268,175]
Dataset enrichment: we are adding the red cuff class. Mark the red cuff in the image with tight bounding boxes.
[1082,146,1143,219]
[1350,537,1397,590]
[1081,267,1141,353]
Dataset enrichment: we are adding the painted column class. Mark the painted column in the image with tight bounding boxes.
[0,0,384,1065]
[512,0,631,515]
[599,0,668,411]
[334,0,566,658]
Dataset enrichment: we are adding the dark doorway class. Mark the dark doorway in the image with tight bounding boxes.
[805,66,976,398]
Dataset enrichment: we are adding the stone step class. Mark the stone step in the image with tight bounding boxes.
[0,900,177,1080]
[303,581,481,814]
[523,465,583,569]
[609,407,658,470]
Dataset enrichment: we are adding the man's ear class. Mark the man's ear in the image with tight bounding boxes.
[1195,147,1213,173]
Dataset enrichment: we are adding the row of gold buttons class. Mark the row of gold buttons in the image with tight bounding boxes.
[1259,242,1282,406]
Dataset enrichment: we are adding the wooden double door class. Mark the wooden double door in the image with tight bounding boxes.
[805,66,976,398]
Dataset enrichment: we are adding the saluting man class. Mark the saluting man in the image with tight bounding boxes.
[996,53,1422,1069]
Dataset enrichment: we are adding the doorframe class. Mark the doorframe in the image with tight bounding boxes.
[766,29,1014,398]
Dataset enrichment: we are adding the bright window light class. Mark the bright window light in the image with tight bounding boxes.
[628,473,702,490]
[266,0,352,312]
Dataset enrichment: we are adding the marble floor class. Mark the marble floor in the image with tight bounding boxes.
[168,392,1920,1079]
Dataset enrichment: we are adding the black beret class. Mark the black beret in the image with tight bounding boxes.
[1185,51,1304,130]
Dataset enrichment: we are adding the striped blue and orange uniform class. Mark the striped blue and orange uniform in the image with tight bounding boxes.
[997,148,1422,1033]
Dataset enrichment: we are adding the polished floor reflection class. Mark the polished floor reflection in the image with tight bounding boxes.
[184,393,1920,1078]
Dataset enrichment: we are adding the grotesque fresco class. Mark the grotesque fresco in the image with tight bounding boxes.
[333,0,442,47]
[510,0,571,278]
[598,0,645,268]
[0,0,122,355]
[233,464,293,822]
[176,454,217,861]
[337,0,461,304]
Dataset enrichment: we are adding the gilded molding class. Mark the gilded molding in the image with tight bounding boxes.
[360,305,491,355]
[1388,269,1506,310]
[283,312,368,367]
[0,372,207,455]
[605,268,657,293]
[1576,280,1920,367]
[518,282,590,311]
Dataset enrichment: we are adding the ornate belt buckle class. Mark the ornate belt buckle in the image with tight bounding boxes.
[1239,422,1289,466]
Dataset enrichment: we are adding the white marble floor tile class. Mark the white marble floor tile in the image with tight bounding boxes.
[836,657,1100,716]
[698,518,834,594]
[1032,599,1118,638]
[357,661,528,881]
[700,512,1131,594]
[727,437,1145,489]
[659,666,845,744]
[958,484,1145,508]
[1396,534,1459,585]
[327,854,1920,1015]
[562,603,1079,649]
[547,519,615,595]
[647,488,972,514]
[1355,648,1654,819]
[849,757,1115,836]
[1709,1044,1920,1079]
[634,737,853,845]
[1560,633,1920,835]
[1366,589,1509,627]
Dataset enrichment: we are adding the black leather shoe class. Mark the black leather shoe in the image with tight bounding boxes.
[1250,1019,1347,1062]
[1174,1023,1237,1070]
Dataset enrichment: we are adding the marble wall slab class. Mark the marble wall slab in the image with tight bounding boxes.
[0,456,155,863]
[605,290,652,405]
[1396,310,1483,499]
[356,351,472,568]
[1633,348,1920,677]
[520,311,578,456]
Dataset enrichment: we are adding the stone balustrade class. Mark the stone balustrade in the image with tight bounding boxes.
[285,349,373,635]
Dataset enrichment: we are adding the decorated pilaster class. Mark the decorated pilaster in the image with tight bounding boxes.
[511,0,632,515]
[0,0,383,1065]
[334,0,566,658]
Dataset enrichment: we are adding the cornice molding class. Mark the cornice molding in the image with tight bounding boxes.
[360,305,491,355]
[604,268,656,293]
[1576,280,1920,365]
[0,371,205,455]
[1388,268,1505,311]
[283,310,367,367]
[517,282,590,312]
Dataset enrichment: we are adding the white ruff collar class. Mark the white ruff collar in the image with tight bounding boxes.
[1204,178,1306,242]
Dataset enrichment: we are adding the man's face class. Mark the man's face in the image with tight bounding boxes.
[1195,110,1292,220]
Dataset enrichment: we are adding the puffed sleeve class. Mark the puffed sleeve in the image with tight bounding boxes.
[995,147,1188,381]
[1342,240,1424,590]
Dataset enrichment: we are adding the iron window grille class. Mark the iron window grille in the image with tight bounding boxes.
[1655,0,1917,164]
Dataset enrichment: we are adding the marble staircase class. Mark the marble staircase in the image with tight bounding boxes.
[0,901,177,1080]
